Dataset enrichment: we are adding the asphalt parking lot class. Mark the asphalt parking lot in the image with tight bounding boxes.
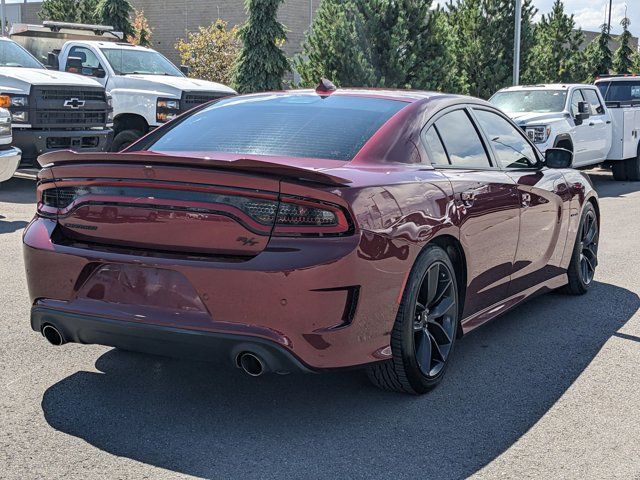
[1,170,639,480]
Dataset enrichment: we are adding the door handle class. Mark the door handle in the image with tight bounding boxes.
[606,120,612,124]
[521,192,531,208]
[460,190,475,207]
[588,122,595,126]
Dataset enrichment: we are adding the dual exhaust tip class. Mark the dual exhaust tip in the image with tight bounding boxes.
[42,324,269,377]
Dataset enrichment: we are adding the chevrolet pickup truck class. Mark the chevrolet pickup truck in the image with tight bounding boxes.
[11,22,236,151]
[490,82,640,181]
[0,36,111,178]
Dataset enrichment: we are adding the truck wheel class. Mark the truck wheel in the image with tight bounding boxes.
[626,149,640,181]
[112,129,143,152]
[612,162,629,181]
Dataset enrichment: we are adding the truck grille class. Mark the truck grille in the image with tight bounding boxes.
[181,91,231,111]
[39,89,106,102]
[35,110,107,125]
[29,86,109,129]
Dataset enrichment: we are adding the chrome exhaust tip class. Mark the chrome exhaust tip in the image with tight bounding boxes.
[237,352,265,377]
[42,324,65,346]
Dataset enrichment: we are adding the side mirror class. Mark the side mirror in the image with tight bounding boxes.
[95,68,106,79]
[545,148,573,169]
[575,101,590,124]
[180,65,190,75]
[47,52,59,69]
[65,56,83,74]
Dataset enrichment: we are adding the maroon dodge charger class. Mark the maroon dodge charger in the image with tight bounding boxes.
[23,85,599,394]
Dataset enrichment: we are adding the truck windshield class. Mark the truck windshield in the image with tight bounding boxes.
[490,90,567,113]
[0,41,43,69]
[596,81,640,103]
[101,48,182,76]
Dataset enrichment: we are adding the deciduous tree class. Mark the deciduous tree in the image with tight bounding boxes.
[176,20,241,86]
[234,0,289,93]
[128,9,152,47]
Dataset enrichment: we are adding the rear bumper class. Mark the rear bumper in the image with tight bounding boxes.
[31,306,313,374]
[0,146,21,182]
[13,128,113,167]
[23,217,411,370]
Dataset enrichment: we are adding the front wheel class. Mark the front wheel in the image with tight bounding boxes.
[111,129,143,152]
[563,203,599,295]
[367,245,460,394]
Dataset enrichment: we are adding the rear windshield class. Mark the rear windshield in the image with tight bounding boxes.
[146,94,407,161]
[597,81,640,103]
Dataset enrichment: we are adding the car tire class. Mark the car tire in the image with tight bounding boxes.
[625,148,640,181]
[367,245,460,394]
[612,161,629,181]
[562,203,599,295]
[111,129,143,152]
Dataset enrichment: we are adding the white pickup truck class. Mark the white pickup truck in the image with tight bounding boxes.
[0,108,22,183]
[11,22,236,151]
[490,82,640,181]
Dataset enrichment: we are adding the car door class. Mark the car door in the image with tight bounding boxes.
[471,107,572,296]
[581,87,612,161]
[422,107,521,319]
[568,89,592,166]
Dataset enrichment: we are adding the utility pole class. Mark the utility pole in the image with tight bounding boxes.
[607,0,613,34]
[1,0,5,37]
[513,0,522,85]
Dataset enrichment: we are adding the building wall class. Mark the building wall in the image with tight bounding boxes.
[130,0,317,64]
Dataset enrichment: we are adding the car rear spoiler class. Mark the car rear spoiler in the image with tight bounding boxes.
[37,150,352,186]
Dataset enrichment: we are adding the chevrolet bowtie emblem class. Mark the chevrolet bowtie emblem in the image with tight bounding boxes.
[64,98,85,109]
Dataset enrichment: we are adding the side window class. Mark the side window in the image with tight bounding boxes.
[582,89,605,115]
[474,109,538,169]
[433,109,492,168]
[570,90,585,117]
[67,46,103,75]
[422,126,450,165]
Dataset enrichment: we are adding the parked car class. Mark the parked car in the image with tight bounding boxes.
[24,86,599,394]
[11,22,236,151]
[0,36,112,179]
[0,107,21,183]
[489,83,640,181]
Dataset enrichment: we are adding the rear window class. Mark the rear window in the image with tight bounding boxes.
[146,94,407,161]
[597,81,640,103]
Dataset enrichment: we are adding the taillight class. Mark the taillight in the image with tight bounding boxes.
[38,186,352,237]
[272,198,351,236]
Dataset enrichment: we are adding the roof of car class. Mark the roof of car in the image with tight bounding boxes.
[497,83,595,92]
[73,40,153,51]
[240,88,477,105]
[594,75,640,82]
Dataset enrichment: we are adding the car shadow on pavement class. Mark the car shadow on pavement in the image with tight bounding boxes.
[587,169,640,198]
[41,281,639,480]
[0,217,28,234]
[0,178,36,204]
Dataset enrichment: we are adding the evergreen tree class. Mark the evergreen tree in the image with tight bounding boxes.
[613,17,634,74]
[584,23,613,80]
[446,0,536,99]
[76,0,100,24]
[38,0,76,22]
[295,0,465,93]
[234,0,289,93]
[98,0,134,39]
[632,50,640,74]
[523,0,585,83]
